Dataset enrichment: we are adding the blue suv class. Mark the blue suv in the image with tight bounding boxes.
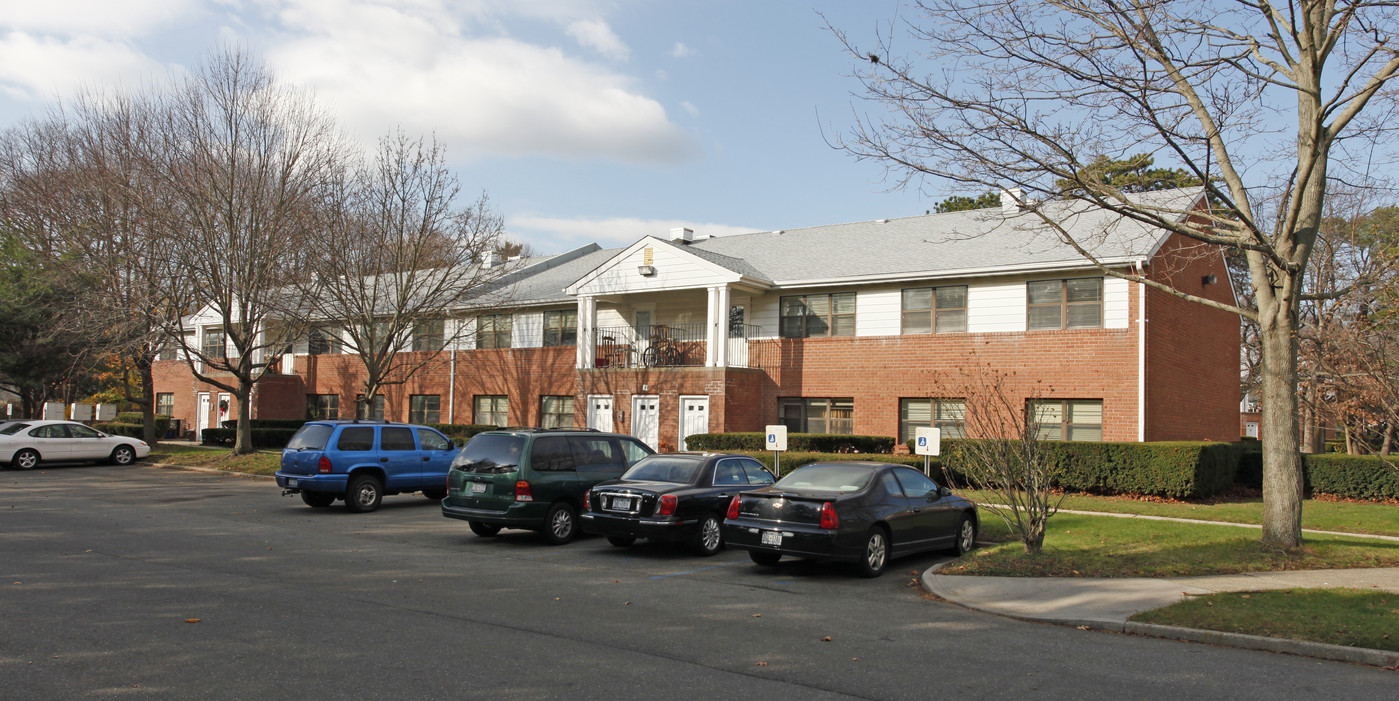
[275,420,459,513]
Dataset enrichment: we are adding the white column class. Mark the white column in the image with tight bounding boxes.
[576,295,597,369]
[715,285,730,368]
[704,286,718,367]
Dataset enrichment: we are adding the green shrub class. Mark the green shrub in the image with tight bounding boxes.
[429,424,499,439]
[725,450,933,476]
[201,427,300,449]
[221,419,306,430]
[1303,454,1399,500]
[686,432,895,453]
[108,414,171,436]
[1236,440,1263,489]
[94,422,148,440]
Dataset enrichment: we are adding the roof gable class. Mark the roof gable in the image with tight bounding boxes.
[565,236,772,296]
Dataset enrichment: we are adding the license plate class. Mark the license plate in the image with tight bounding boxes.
[610,497,632,511]
[470,482,486,493]
[761,530,782,546]
[287,478,298,487]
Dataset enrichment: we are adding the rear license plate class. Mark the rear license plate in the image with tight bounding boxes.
[287,478,298,487]
[470,482,486,493]
[761,530,782,546]
[610,497,632,511]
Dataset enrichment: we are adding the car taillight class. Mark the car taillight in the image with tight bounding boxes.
[515,480,533,502]
[819,502,839,530]
[657,494,677,516]
[583,489,592,512]
[726,494,741,520]
[317,456,332,474]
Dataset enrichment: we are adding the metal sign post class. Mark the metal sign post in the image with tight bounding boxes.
[765,425,788,476]
[914,426,942,477]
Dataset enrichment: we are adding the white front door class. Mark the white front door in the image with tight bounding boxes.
[678,396,710,451]
[217,392,231,426]
[631,395,659,451]
[197,393,211,434]
[587,395,614,431]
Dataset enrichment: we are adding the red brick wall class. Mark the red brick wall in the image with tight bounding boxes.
[1143,233,1241,442]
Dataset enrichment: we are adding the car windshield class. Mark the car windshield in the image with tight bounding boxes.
[621,456,701,484]
[286,424,334,450]
[0,422,30,436]
[455,434,524,473]
[773,464,875,493]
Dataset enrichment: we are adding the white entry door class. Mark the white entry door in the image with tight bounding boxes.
[197,393,212,434]
[587,395,614,431]
[678,396,710,451]
[631,395,659,451]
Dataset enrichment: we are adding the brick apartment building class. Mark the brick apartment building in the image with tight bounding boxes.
[152,188,1240,450]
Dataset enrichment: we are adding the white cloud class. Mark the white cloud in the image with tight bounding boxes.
[566,19,628,61]
[680,100,698,118]
[669,41,693,58]
[0,31,166,102]
[508,214,758,250]
[0,0,195,37]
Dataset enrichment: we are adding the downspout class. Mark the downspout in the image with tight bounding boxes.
[448,346,456,424]
[1135,259,1147,442]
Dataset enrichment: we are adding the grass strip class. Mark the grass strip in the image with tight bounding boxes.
[147,444,281,476]
[955,512,1399,578]
[1131,588,1399,653]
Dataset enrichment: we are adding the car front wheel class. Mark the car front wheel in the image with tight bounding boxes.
[12,449,39,470]
[855,527,889,578]
[953,514,977,556]
[542,502,578,545]
[345,475,383,513]
[110,445,136,465]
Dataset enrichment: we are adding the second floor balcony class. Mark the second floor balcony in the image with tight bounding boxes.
[591,323,765,369]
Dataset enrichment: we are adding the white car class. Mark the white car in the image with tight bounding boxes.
[0,420,151,470]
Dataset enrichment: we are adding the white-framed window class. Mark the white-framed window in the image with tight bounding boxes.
[477,314,512,349]
[540,396,574,429]
[780,293,856,338]
[1029,399,1103,441]
[543,310,577,347]
[901,286,968,334]
[475,395,508,426]
[1027,278,1103,330]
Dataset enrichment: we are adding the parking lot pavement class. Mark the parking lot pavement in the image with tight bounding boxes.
[3,464,1396,700]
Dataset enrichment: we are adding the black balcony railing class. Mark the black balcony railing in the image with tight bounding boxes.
[592,323,765,369]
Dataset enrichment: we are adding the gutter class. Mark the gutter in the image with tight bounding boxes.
[1135,258,1147,442]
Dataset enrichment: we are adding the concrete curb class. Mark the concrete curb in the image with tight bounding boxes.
[921,561,1399,668]
[146,461,274,481]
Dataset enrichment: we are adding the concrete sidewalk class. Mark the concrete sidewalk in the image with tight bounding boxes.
[922,566,1399,667]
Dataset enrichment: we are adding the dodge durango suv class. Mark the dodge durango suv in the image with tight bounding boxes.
[276,420,459,513]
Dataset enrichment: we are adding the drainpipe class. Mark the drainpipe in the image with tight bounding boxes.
[448,344,456,424]
[1135,259,1147,442]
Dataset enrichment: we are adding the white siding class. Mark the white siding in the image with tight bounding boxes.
[450,318,475,351]
[596,307,628,328]
[514,312,543,348]
[581,242,731,295]
[856,285,900,336]
[1103,276,1130,329]
[967,281,1027,333]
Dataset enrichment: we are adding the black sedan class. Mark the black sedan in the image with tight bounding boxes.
[581,453,776,556]
[722,461,978,578]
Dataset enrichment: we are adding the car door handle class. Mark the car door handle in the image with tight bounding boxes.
[912,508,922,513]
[421,456,431,461]
[380,457,389,463]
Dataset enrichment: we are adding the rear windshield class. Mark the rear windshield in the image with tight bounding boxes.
[286,424,333,450]
[455,434,525,473]
[621,456,701,484]
[0,422,30,435]
[774,464,874,493]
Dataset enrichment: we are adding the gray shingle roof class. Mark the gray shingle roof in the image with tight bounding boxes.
[683,188,1201,283]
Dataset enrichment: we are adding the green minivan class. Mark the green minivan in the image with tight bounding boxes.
[441,428,654,544]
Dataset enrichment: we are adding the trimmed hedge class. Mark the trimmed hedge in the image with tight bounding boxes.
[221,419,306,430]
[686,432,896,454]
[108,414,171,436]
[728,451,933,476]
[94,422,150,440]
[201,427,300,449]
[1303,454,1399,501]
[429,424,499,440]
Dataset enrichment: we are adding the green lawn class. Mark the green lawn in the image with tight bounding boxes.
[955,512,1399,578]
[965,490,1399,537]
[1131,588,1399,653]
[146,444,281,475]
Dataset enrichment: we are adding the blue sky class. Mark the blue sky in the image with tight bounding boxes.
[0,1,945,254]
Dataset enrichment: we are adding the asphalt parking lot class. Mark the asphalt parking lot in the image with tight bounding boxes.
[2,463,1395,700]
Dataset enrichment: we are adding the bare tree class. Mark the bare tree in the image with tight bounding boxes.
[295,130,509,419]
[832,1,1399,548]
[153,48,348,453]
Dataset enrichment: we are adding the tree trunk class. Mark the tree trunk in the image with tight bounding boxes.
[1258,303,1304,548]
[137,354,157,445]
[1382,425,1392,456]
[233,385,254,455]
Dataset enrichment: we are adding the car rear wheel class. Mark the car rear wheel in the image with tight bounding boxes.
[855,527,889,578]
[953,514,977,555]
[300,491,335,508]
[110,445,136,465]
[692,514,723,556]
[344,475,383,513]
[12,449,39,470]
[468,521,502,537]
[422,488,447,501]
[749,550,781,567]
[606,535,636,547]
[542,502,579,545]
